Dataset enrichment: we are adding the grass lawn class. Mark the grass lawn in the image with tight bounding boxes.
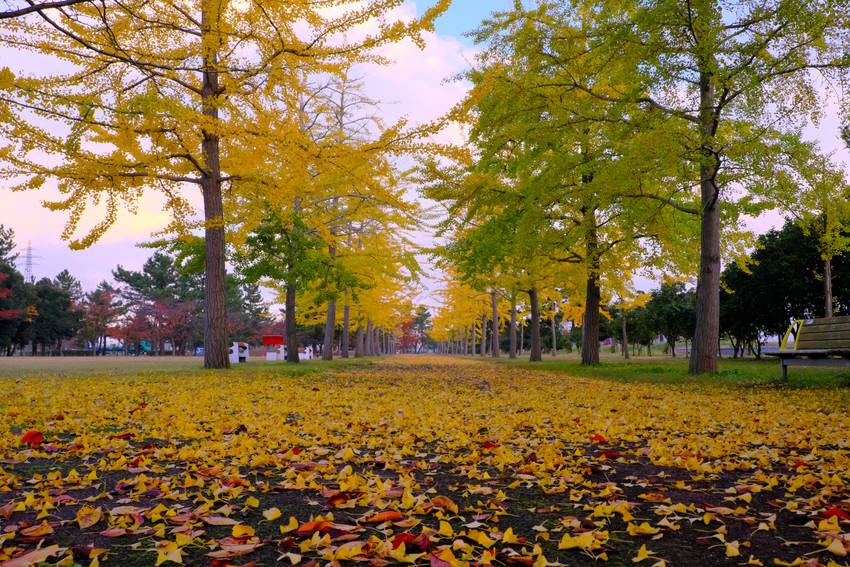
[0,355,848,567]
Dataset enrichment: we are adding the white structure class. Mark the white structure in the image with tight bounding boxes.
[229,342,250,364]
[298,345,314,360]
[266,345,285,361]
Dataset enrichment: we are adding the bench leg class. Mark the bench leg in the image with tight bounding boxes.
[781,360,788,380]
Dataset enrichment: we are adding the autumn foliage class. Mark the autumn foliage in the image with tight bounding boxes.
[0,358,849,566]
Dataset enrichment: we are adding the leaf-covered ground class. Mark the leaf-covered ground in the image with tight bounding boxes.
[1,356,850,567]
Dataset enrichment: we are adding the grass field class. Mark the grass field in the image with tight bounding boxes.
[0,355,848,567]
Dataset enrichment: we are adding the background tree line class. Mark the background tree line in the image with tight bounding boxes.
[429,218,850,360]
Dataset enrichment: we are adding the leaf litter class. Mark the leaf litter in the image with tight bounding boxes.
[0,357,849,566]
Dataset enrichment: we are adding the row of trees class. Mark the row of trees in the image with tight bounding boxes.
[1,222,437,358]
[0,0,452,367]
[0,226,265,355]
[424,0,850,371]
[428,218,850,360]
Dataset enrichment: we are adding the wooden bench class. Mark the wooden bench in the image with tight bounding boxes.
[767,316,850,378]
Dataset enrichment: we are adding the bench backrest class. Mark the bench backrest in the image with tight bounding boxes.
[780,315,850,351]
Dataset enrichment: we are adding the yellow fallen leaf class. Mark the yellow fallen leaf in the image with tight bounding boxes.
[825,538,847,557]
[280,516,299,534]
[155,541,182,567]
[633,544,654,563]
[628,522,660,536]
[232,524,255,538]
[502,526,520,544]
[263,507,281,521]
[726,541,740,557]
[76,506,103,529]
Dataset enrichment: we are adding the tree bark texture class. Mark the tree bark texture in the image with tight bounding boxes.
[354,324,364,357]
[580,273,601,365]
[480,313,486,357]
[621,308,629,359]
[509,300,517,359]
[825,258,833,318]
[550,312,557,356]
[283,280,298,362]
[491,289,499,358]
[200,4,229,369]
[365,319,373,355]
[519,319,524,355]
[690,67,721,374]
[529,287,542,362]
[581,222,601,365]
[341,290,350,358]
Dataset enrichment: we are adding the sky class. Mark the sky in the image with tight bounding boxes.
[2,0,849,303]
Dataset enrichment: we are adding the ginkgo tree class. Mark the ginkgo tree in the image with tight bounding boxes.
[0,0,450,368]
[424,4,695,365]
[524,0,850,372]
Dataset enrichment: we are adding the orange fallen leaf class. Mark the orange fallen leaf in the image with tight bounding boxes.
[364,510,405,523]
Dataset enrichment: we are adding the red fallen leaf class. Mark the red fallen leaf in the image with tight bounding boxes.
[0,502,16,519]
[794,460,808,468]
[429,496,457,511]
[392,533,417,549]
[297,520,331,535]
[21,430,44,445]
[481,441,499,449]
[292,448,302,455]
[324,490,359,507]
[14,535,56,545]
[822,508,850,520]
[505,557,535,567]
[601,450,621,459]
[130,402,147,413]
[100,527,129,537]
[430,553,452,567]
[590,434,606,443]
[363,510,404,523]
[51,414,65,421]
[110,432,134,440]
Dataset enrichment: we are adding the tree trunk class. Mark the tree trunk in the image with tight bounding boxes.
[200,3,229,369]
[519,319,524,355]
[825,258,833,317]
[689,67,721,374]
[491,289,499,358]
[480,313,487,357]
[528,287,542,362]
[341,290,350,358]
[550,312,557,356]
[509,299,517,359]
[285,280,299,363]
[354,324,364,357]
[322,297,335,361]
[322,246,336,361]
[365,319,373,355]
[621,308,629,360]
[581,275,601,365]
